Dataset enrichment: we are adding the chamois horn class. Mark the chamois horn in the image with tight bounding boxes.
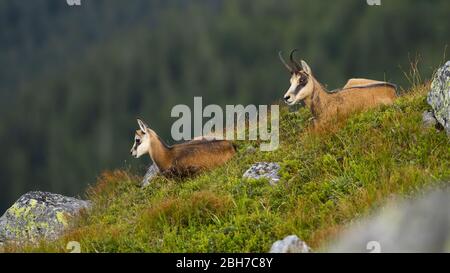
[289,49,302,72]
[279,51,294,73]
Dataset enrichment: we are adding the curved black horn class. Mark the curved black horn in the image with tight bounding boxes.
[279,51,293,73]
[289,49,302,71]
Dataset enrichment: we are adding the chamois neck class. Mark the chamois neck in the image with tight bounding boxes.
[304,76,330,118]
[148,132,172,170]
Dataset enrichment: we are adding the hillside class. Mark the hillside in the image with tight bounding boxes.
[9,84,449,253]
[1,0,449,214]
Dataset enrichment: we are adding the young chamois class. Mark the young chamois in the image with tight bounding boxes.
[130,119,236,178]
[279,50,397,127]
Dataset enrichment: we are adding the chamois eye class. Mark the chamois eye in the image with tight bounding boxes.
[136,139,141,144]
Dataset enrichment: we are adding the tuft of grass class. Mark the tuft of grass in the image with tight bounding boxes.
[11,83,450,253]
[401,54,424,91]
[141,191,232,229]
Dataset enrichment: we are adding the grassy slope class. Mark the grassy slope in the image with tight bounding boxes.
[19,85,450,252]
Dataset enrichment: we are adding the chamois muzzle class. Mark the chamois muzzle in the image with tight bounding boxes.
[130,144,139,158]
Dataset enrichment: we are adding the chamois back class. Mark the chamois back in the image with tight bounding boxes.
[317,81,397,126]
[343,78,385,89]
[170,139,236,170]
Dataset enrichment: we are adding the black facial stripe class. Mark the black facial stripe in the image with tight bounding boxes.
[293,82,307,94]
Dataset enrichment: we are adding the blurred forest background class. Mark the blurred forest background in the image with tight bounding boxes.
[0,0,448,212]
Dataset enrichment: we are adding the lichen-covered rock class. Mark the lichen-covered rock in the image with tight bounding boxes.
[427,61,450,135]
[270,235,311,253]
[328,187,450,253]
[142,163,160,187]
[0,191,90,244]
[243,162,281,185]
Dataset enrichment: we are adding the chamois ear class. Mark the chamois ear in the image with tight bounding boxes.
[301,60,312,75]
[137,118,149,133]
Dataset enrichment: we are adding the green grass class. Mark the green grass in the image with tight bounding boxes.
[12,84,450,253]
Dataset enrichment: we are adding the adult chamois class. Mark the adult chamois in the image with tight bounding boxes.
[130,119,236,178]
[279,50,397,127]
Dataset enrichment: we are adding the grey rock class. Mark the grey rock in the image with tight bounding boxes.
[270,235,311,253]
[422,110,437,128]
[142,163,160,187]
[427,61,450,134]
[328,187,450,253]
[0,191,91,244]
[0,215,5,242]
[243,162,281,185]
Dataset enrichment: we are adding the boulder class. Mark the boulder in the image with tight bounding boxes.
[328,187,450,253]
[427,61,450,135]
[270,235,311,253]
[0,191,90,244]
[243,162,281,185]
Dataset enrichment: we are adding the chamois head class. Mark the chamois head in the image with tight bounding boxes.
[279,49,313,106]
[130,118,152,158]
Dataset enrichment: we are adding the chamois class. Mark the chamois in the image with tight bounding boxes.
[279,50,397,126]
[130,119,236,178]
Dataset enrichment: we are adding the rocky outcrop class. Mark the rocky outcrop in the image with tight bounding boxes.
[0,191,90,244]
[328,187,450,253]
[243,162,281,185]
[427,61,450,135]
[270,235,311,253]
